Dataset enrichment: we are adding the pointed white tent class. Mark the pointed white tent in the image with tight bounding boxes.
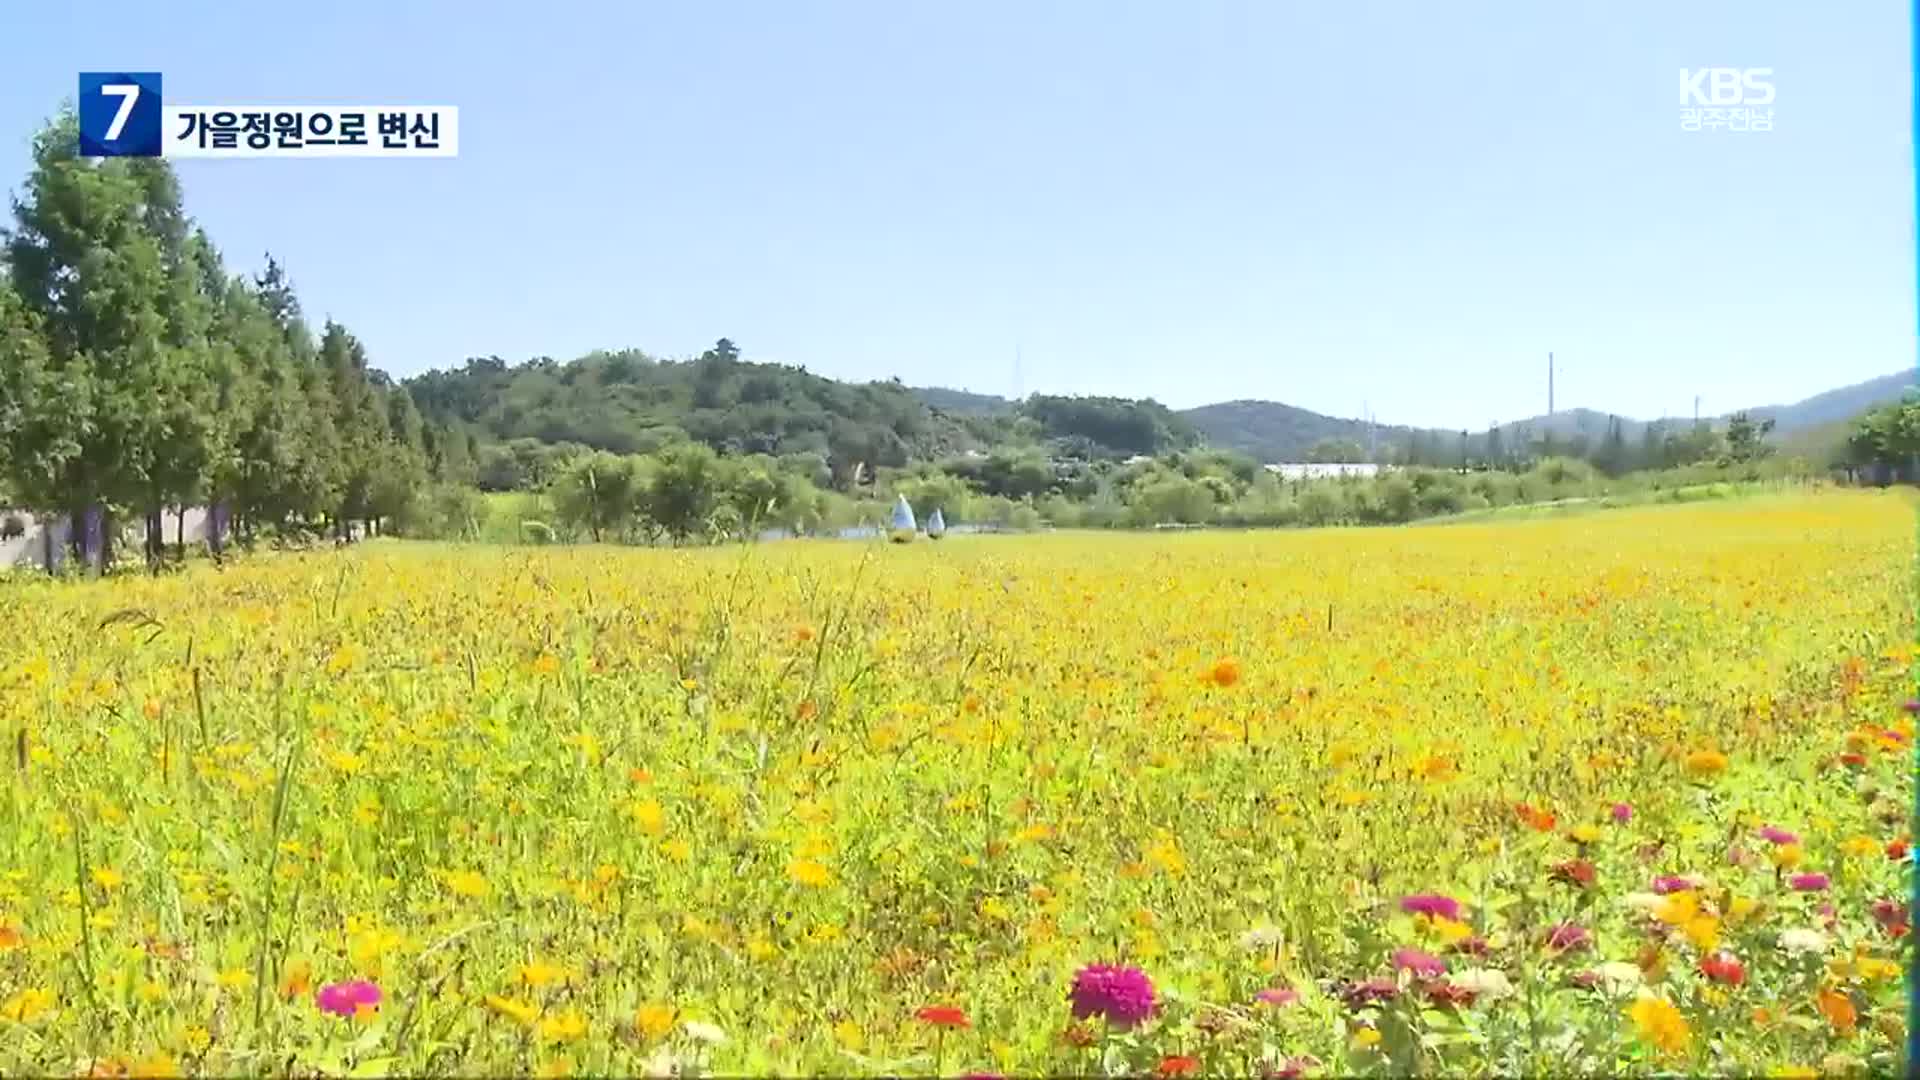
[889,494,917,542]
[927,507,946,539]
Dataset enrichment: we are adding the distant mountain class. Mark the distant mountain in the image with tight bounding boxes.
[1173,371,1915,463]
[1743,371,1913,431]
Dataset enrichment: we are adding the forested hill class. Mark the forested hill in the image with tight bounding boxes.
[403,344,1201,472]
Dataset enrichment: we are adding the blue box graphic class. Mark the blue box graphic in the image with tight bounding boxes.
[78,72,163,157]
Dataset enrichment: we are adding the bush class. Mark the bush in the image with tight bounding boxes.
[0,515,23,541]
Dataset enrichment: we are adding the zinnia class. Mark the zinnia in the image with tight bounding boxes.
[1551,859,1596,889]
[1698,952,1746,986]
[1400,894,1463,921]
[915,1004,969,1028]
[1068,964,1156,1029]
[315,980,381,1018]
[1611,802,1633,824]
[1392,948,1446,978]
[1254,987,1300,1008]
[1789,873,1830,892]
[1757,826,1800,846]
[1545,924,1591,954]
[1650,875,1700,895]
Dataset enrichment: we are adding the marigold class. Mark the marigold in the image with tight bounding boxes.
[1683,750,1728,778]
[1628,995,1690,1055]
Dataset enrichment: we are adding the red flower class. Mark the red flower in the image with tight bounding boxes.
[915,1004,969,1029]
[1421,979,1478,1008]
[1840,752,1868,768]
[1550,859,1596,889]
[1889,837,1911,862]
[1699,951,1746,986]
[1872,898,1910,938]
[1158,1055,1201,1077]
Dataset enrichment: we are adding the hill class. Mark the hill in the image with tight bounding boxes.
[1174,371,1914,463]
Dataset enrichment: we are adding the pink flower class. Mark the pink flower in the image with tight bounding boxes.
[1266,1056,1321,1080]
[1399,894,1462,921]
[1902,700,1920,714]
[1392,948,1446,978]
[1254,987,1300,1008]
[1789,873,1830,892]
[1544,924,1591,954]
[1757,826,1800,846]
[1650,875,1695,895]
[315,980,381,1018]
[1068,964,1156,1029]
[1611,803,1633,824]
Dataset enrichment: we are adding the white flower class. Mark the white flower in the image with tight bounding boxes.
[1778,928,1829,954]
[1622,892,1664,915]
[1450,968,1515,1001]
[1594,961,1643,992]
[682,1019,728,1045]
[1239,926,1283,951]
[641,1045,678,1079]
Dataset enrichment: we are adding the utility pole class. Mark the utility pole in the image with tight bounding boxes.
[1693,395,1701,424]
[1548,352,1555,417]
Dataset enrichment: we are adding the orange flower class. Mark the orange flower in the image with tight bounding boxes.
[915,1004,969,1029]
[1157,1055,1200,1077]
[1206,660,1241,689]
[1516,803,1557,832]
[1816,989,1857,1034]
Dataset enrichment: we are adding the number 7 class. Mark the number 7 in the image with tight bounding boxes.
[102,84,140,141]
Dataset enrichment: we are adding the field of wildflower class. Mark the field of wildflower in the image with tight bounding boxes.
[0,491,1912,1077]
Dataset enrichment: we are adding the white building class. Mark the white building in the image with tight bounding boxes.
[1264,462,1383,481]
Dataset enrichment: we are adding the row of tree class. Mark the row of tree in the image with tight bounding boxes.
[1324,412,1776,474]
[0,114,439,567]
[1844,397,1920,481]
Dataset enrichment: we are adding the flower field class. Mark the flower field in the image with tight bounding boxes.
[0,491,1913,1076]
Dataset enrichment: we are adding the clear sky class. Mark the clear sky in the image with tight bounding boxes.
[1,1,1911,429]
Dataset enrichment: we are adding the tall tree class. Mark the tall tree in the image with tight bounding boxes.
[6,112,175,566]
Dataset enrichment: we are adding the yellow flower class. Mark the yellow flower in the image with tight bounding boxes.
[1683,914,1720,952]
[660,838,692,862]
[1726,895,1761,926]
[520,960,569,988]
[1569,823,1602,844]
[539,1008,588,1043]
[444,869,491,898]
[1768,1066,1818,1079]
[1683,750,1728,778]
[632,799,666,835]
[1840,835,1880,859]
[1770,844,1804,870]
[0,987,54,1022]
[486,994,541,1027]
[130,1052,181,1079]
[216,967,252,989]
[1351,1027,1382,1049]
[636,1002,676,1041]
[1655,892,1699,926]
[178,1026,212,1054]
[91,867,123,892]
[833,1018,864,1051]
[1628,995,1690,1055]
[788,859,832,887]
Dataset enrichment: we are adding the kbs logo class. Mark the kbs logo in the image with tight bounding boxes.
[1678,68,1774,133]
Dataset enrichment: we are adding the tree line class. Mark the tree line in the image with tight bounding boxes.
[0,114,451,569]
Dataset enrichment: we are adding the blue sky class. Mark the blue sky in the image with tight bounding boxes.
[1,1,1910,428]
